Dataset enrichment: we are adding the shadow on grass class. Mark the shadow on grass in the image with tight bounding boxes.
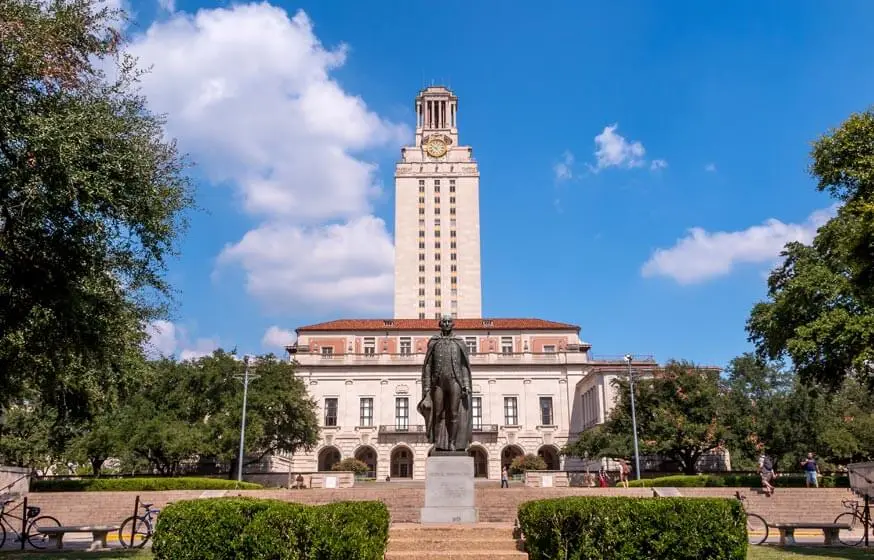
[748,545,874,560]
[0,551,151,559]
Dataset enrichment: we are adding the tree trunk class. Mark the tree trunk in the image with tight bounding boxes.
[90,457,105,477]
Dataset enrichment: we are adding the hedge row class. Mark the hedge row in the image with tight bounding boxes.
[31,477,263,492]
[518,496,746,560]
[627,474,850,488]
[152,497,390,560]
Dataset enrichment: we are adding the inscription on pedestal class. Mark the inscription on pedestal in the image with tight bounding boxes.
[421,456,477,523]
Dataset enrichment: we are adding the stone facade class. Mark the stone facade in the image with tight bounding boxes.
[284,318,662,481]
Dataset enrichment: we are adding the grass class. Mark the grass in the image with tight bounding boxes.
[0,552,151,559]
[748,546,874,559]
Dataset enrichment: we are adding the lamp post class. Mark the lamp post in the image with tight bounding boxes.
[235,355,260,483]
[624,354,642,481]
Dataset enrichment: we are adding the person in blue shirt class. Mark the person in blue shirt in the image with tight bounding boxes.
[800,452,820,488]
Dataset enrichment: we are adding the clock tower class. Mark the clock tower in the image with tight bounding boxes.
[393,86,483,320]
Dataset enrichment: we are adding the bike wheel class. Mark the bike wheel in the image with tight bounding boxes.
[746,512,769,545]
[118,516,151,549]
[0,521,7,549]
[26,516,61,549]
[834,512,864,547]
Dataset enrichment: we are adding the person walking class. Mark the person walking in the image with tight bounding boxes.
[759,453,776,497]
[800,452,820,488]
[618,459,630,488]
[501,466,509,489]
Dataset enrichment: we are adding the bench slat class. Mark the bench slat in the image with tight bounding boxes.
[771,523,850,529]
[40,526,120,533]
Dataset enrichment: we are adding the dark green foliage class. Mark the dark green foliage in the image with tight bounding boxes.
[152,498,390,560]
[563,361,730,475]
[748,109,874,391]
[31,477,262,492]
[518,496,747,560]
[626,474,850,488]
[0,0,193,422]
[331,457,368,474]
[509,453,547,475]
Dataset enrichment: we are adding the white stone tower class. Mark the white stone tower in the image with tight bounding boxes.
[393,86,482,320]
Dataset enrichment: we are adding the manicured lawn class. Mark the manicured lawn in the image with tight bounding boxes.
[749,546,874,560]
[0,552,150,559]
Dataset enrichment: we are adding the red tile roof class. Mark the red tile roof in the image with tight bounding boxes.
[296,318,580,333]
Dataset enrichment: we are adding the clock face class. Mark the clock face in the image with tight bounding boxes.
[426,139,448,158]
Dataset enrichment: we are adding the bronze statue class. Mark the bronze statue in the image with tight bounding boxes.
[417,315,474,452]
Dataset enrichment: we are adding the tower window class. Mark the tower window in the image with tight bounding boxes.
[418,265,425,272]
[451,253,457,261]
[419,276,425,284]
[419,300,425,308]
[419,229,425,237]
[434,276,440,284]
[451,265,457,272]
[435,300,442,307]
[434,229,440,237]
[419,219,425,227]
[419,253,425,261]
[435,241,441,249]
[419,208,425,215]
[450,219,456,227]
[449,208,455,215]
[435,219,441,226]
[451,276,457,284]
[451,241,457,249]
[419,197,425,204]
[419,288,425,296]
[434,265,441,272]
[434,312,441,319]
[419,241,425,249]
[435,208,440,214]
[434,197,440,204]
[435,179,441,186]
[419,312,426,319]
[434,185,440,193]
[419,179,425,186]
[450,197,456,204]
[435,253,441,260]
[419,186,425,193]
[435,288,441,296]
[450,230,456,237]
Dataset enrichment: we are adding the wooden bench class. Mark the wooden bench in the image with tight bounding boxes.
[770,523,851,546]
[39,525,120,551]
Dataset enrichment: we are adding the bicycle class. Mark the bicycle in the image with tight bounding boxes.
[834,499,872,546]
[736,492,769,545]
[118,501,161,548]
[0,497,61,549]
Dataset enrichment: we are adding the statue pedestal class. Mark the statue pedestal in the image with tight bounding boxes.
[420,455,478,524]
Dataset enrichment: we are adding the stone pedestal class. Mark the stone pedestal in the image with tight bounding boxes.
[420,455,478,523]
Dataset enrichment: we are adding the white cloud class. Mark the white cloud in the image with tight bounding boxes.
[650,159,668,171]
[156,0,175,13]
[641,206,837,284]
[262,326,296,350]
[593,124,646,170]
[126,5,407,313]
[218,215,394,314]
[705,163,717,172]
[554,151,574,181]
[144,320,219,360]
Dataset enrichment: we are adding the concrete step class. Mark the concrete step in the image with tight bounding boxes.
[388,538,520,552]
[385,553,527,560]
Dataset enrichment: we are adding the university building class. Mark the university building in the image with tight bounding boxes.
[282,86,662,480]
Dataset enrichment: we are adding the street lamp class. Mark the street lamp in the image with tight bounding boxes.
[234,355,260,483]
[624,354,642,481]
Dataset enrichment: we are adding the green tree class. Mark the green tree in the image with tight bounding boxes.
[509,453,547,475]
[747,109,874,390]
[332,458,368,475]
[564,361,731,475]
[0,0,192,421]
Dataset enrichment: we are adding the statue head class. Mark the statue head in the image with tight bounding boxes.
[439,314,454,336]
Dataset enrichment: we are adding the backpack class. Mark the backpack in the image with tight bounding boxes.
[762,456,773,471]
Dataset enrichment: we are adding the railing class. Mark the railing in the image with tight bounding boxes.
[298,351,592,366]
[473,424,499,433]
[378,425,426,434]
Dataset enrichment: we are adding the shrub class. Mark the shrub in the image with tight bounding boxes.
[518,496,746,560]
[153,497,390,560]
[509,453,547,475]
[332,458,369,475]
[31,477,262,492]
[627,473,850,488]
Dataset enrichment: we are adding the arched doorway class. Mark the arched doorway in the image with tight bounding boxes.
[390,446,414,478]
[317,446,341,471]
[354,445,377,478]
[538,445,561,470]
[468,446,489,478]
[501,445,524,469]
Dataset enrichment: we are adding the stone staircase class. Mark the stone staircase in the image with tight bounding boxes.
[386,524,526,560]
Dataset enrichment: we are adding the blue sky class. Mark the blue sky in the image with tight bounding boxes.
[128,0,874,366]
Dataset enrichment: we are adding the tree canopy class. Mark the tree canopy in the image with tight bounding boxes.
[0,0,193,421]
[747,109,874,391]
